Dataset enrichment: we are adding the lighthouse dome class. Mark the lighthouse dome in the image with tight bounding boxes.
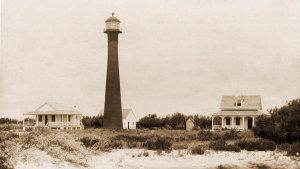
[105,13,121,33]
[105,13,120,23]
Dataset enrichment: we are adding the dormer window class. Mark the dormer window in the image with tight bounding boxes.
[236,100,242,107]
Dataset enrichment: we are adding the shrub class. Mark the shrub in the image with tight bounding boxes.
[143,136,172,150]
[113,134,149,142]
[172,144,188,150]
[193,115,212,129]
[138,114,163,128]
[143,151,149,157]
[235,138,276,151]
[278,142,300,156]
[209,140,240,152]
[0,132,19,143]
[209,140,226,150]
[197,130,212,141]
[191,145,205,155]
[0,156,10,169]
[223,130,241,140]
[82,115,103,128]
[80,137,99,147]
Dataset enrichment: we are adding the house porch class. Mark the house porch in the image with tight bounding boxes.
[23,114,83,131]
[212,115,256,130]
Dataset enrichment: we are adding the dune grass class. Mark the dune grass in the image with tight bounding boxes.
[0,128,295,169]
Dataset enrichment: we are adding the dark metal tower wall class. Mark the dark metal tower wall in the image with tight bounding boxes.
[103,32,123,129]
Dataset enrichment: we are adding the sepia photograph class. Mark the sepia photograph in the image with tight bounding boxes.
[1,0,300,168]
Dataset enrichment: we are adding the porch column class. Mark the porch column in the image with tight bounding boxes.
[252,116,255,127]
[242,116,245,130]
[211,116,214,130]
[231,116,234,129]
[61,114,64,130]
[221,116,224,128]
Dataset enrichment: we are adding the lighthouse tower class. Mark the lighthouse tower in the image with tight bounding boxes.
[103,13,123,129]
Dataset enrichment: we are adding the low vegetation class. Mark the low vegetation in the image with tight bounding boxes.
[191,145,205,155]
[137,113,212,129]
[235,138,276,151]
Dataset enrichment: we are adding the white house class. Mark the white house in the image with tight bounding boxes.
[99,109,137,129]
[212,95,263,130]
[23,102,84,130]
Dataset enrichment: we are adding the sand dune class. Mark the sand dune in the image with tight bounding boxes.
[14,149,300,169]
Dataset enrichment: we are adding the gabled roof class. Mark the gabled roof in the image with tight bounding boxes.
[220,95,262,110]
[99,109,136,119]
[186,118,194,123]
[23,102,81,115]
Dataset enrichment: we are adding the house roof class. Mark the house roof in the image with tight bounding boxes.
[212,110,263,117]
[23,102,82,115]
[220,95,262,110]
[99,109,136,119]
[186,118,194,123]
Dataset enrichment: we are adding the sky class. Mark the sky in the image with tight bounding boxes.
[1,0,300,120]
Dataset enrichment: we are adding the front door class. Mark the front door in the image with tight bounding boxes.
[248,117,252,129]
[45,115,48,125]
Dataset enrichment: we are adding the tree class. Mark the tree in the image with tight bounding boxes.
[193,115,212,129]
[253,98,300,144]
[170,112,186,129]
[138,114,162,128]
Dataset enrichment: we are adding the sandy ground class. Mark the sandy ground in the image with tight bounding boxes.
[14,149,300,169]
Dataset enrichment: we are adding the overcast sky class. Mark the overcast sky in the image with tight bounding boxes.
[1,0,300,119]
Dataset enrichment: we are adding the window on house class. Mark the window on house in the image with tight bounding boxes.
[68,115,71,122]
[236,117,240,125]
[236,100,242,107]
[213,117,222,125]
[226,117,230,125]
[38,115,42,122]
[132,122,134,125]
[52,115,55,122]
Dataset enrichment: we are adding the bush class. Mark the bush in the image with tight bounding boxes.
[82,115,103,128]
[209,140,240,152]
[193,115,212,129]
[80,137,99,147]
[143,136,172,150]
[0,156,10,169]
[138,114,163,128]
[223,130,241,140]
[0,118,19,124]
[197,130,212,141]
[172,144,188,150]
[191,145,205,155]
[113,134,149,142]
[278,142,300,156]
[235,138,276,151]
